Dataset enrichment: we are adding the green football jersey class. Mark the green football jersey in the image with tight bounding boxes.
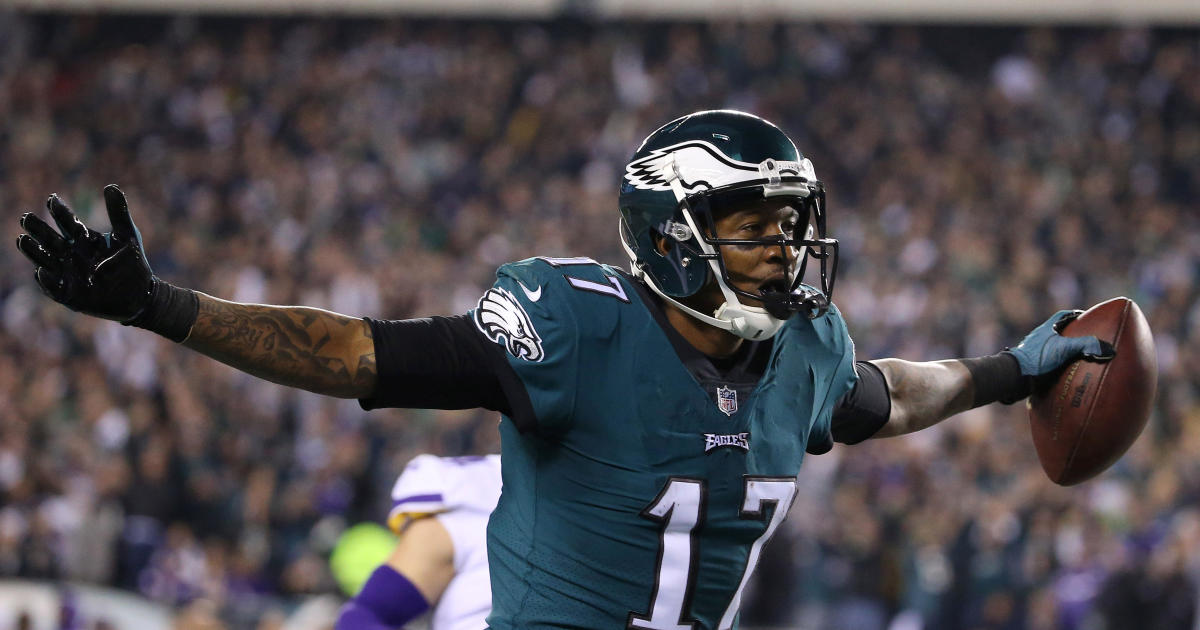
[470,257,857,629]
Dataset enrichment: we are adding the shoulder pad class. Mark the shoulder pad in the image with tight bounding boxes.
[496,256,621,290]
[491,257,632,336]
[784,295,852,356]
[821,301,854,358]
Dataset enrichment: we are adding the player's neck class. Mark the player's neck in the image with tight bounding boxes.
[663,303,744,359]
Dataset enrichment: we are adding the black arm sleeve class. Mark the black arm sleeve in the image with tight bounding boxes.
[830,361,892,445]
[357,315,537,432]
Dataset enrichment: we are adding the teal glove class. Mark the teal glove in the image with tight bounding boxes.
[1005,310,1113,377]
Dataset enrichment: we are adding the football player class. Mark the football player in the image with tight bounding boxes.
[16,110,1105,629]
[336,454,501,630]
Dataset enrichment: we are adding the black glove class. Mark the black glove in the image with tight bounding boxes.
[16,185,197,341]
[17,185,153,321]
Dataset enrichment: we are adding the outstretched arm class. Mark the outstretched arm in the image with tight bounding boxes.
[16,186,377,399]
[183,295,376,398]
[865,310,1109,439]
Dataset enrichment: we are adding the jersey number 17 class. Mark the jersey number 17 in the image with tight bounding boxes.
[628,477,798,630]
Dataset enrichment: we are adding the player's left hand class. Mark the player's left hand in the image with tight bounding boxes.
[15,185,155,322]
[1006,309,1113,377]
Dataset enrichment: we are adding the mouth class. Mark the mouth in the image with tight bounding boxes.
[757,277,790,297]
[756,277,794,320]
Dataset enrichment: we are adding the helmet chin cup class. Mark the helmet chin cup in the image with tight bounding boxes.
[714,300,786,341]
[629,256,789,342]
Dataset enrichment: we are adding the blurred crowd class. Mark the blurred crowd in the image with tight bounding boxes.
[0,11,1197,630]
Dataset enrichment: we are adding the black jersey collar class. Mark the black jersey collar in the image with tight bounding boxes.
[618,270,771,391]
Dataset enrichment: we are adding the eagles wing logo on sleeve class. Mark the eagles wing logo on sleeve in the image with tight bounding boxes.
[474,287,545,362]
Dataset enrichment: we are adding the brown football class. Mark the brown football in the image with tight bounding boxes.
[1028,297,1157,486]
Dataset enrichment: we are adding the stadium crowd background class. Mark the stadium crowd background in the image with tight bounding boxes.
[0,11,1197,630]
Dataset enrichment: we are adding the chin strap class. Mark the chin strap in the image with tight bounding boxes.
[675,204,789,340]
[639,267,785,340]
[714,300,788,340]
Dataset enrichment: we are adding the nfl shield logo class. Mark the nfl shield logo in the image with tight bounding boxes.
[716,386,738,416]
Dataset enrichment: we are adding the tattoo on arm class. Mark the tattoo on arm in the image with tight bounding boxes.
[869,359,974,438]
[183,293,377,398]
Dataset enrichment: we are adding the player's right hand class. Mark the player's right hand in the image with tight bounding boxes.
[15,185,155,323]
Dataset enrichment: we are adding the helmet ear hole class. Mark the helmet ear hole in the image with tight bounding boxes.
[652,230,673,256]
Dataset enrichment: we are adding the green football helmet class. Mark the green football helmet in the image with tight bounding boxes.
[618,110,838,340]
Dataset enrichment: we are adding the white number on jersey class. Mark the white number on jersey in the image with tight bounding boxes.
[628,478,705,630]
[629,477,798,630]
[538,256,631,303]
[717,478,798,628]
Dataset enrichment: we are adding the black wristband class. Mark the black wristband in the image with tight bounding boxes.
[124,279,199,343]
[960,352,1031,407]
